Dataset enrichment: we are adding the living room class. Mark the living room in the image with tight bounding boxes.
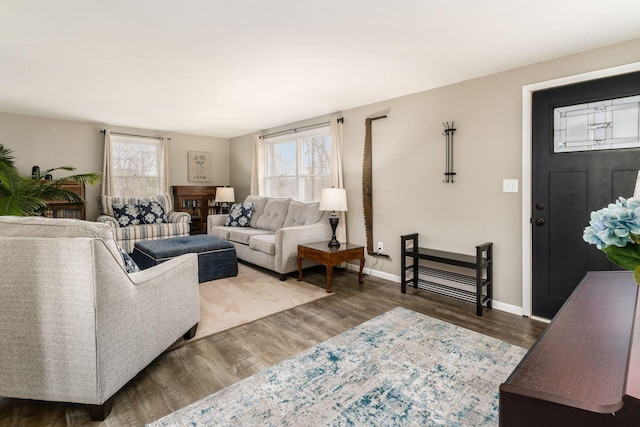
[2,1,640,425]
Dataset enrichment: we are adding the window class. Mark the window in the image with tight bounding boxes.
[264,127,331,201]
[110,134,161,197]
[554,94,640,153]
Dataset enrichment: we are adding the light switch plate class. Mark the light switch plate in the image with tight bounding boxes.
[503,179,518,193]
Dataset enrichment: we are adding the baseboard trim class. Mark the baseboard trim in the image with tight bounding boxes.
[347,262,525,317]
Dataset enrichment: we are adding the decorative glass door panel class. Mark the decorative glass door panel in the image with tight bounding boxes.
[554,94,640,153]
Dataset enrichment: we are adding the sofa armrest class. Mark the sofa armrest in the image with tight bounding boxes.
[167,210,191,224]
[95,247,200,399]
[274,221,332,273]
[96,215,120,228]
[207,214,227,229]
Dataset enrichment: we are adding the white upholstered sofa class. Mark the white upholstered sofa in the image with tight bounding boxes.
[208,195,332,279]
[97,193,191,253]
[0,216,200,420]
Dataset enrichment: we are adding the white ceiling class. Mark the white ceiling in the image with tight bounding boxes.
[2,1,640,138]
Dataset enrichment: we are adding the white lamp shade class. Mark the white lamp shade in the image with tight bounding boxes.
[319,188,348,212]
[215,187,235,203]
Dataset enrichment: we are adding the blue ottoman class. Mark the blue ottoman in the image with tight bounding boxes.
[132,235,238,283]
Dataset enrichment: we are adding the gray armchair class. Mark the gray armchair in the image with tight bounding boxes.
[0,216,200,420]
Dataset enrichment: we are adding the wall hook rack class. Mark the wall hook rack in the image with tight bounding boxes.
[442,121,456,183]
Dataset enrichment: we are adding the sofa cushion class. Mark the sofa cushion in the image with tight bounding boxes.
[119,247,141,273]
[209,225,230,240]
[245,195,268,228]
[228,228,274,245]
[138,200,167,224]
[100,193,173,217]
[255,198,290,231]
[283,201,323,228]
[113,203,142,226]
[248,234,276,256]
[224,203,253,227]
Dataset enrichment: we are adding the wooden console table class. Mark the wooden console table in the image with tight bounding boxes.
[499,271,640,426]
[297,242,365,293]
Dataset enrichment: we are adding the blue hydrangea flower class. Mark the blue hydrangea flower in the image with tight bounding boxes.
[583,197,640,249]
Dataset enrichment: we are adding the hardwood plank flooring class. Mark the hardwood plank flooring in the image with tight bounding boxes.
[0,265,547,426]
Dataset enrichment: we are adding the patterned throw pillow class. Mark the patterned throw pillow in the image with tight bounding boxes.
[119,247,140,273]
[113,203,142,227]
[138,200,167,224]
[224,203,253,227]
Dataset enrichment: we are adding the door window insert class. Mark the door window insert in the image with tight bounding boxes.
[554,94,640,153]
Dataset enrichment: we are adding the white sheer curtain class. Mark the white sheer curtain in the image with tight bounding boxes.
[159,136,170,194]
[329,116,346,243]
[250,133,265,195]
[101,130,115,196]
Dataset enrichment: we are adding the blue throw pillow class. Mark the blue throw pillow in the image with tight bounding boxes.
[119,247,140,273]
[113,203,142,227]
[224,203,253,227]
[138,200,167,224]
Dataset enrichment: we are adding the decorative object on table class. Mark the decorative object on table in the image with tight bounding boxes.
[319,187,348,248]
[215,186,235,214]
[187,151,212,182]
[442,121,456,183]
[362,113,390,257]
[0,144,100,216]
[44,174,52,180]
[583,196,640,284]
[149,307,527,427]
[31,165,40,179]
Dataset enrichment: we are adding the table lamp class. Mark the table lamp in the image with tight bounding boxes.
[215,187,235,214]
[319,187,348,248]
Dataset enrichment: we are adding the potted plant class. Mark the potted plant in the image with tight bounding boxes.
[0,144,100,216]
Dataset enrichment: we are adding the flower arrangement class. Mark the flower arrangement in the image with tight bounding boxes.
[583,197,640,283]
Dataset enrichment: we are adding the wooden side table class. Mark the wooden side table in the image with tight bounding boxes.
[297,241,365,293]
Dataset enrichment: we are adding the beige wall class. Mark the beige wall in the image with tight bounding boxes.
[0,113,230,220]
[230,37,640,311]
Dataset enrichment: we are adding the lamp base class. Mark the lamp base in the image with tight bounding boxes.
[328,214,340,248]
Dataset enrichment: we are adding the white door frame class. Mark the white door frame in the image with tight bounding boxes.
[521,61,640,318]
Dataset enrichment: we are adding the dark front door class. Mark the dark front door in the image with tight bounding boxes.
[532,71,640,319]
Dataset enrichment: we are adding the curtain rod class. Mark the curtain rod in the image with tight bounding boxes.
[260,117,343,139]
[100,130,171,141]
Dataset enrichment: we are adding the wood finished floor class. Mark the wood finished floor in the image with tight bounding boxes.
[0,264,547,426]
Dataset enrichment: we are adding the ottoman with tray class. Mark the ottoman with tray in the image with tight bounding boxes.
[132,235,238,282]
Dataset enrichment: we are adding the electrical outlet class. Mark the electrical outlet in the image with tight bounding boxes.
[377,242,384,253]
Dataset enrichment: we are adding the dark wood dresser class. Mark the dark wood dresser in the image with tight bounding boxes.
[500,271,640,426]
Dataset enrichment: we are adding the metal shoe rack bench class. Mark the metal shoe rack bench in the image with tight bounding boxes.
[400,233,493,316]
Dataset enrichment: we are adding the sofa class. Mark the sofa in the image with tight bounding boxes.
[207,195,332,279]
[97,193,191,253]
[0,216,200,420]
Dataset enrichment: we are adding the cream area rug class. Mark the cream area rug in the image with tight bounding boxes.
[171,263,332,348]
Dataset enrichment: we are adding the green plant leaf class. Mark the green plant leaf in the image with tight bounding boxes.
[603,244,640,271]
[634,266,640,285]
[0,144,101,216]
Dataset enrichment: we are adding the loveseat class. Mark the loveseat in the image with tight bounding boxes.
[207,195,332,279]
[97,193,191,253]
[0,216,200,420]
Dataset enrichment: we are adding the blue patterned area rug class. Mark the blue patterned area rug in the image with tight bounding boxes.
[148,307,527,426]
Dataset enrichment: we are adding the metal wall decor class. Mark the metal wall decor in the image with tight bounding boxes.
[442,122,456,183]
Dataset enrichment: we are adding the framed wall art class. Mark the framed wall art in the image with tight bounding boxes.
[188,151,212,182]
